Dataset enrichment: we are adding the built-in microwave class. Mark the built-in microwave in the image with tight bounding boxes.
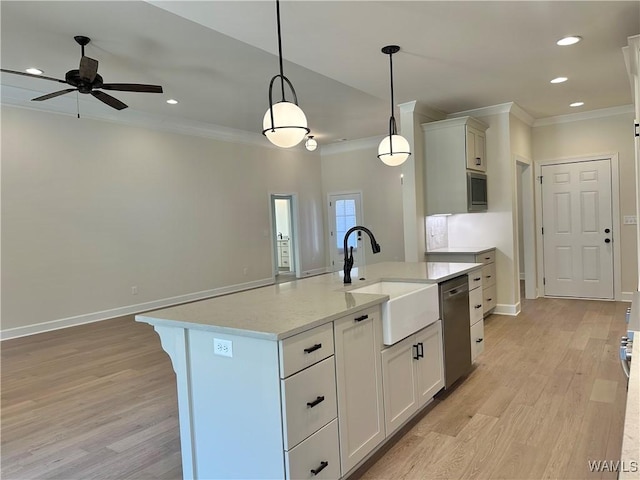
[467,172,488,211]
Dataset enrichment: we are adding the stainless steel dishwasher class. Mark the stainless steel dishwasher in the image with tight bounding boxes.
[439,275,472,389]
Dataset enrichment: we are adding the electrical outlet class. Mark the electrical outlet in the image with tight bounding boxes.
[214,338,233,358]
[623,215,638,225]
[131,286,138,295]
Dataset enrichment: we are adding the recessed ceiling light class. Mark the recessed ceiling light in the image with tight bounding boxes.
[166,99,178,105]
[557,36,582,46]
[570,101,584,107]
[26,68,43,75]
[550,77,568,84]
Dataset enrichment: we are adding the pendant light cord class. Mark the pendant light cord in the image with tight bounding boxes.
[276,0,285,102]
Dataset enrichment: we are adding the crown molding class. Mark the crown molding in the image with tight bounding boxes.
[319,135,380,156]
[447,101,535,126]
[533,104,634,127]
[399,100,447,122]
[1,85,280,149]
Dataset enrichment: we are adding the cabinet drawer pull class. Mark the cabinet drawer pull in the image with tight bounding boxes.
[418,342,424,358]
[475,304,482,309]
[485,275,492,279]
[307,396,325,408]
[413,344,420,360]
[473,277,481,281]
[303,343,322,354]
[485,257,491,260]
[354,314,369,322]
[476,338,484,343]
[311,461,329,476]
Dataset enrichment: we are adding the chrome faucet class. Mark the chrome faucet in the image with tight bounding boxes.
[342,226,381,284]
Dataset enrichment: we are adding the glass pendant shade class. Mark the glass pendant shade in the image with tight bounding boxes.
[378,134,410,166]
[263,101,308,148]
[305,136,318,151]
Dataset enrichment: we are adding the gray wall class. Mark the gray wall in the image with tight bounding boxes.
[2,106,325,333]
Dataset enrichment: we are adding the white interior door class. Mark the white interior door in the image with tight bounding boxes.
[328,193,363,272]
[541,159,613,299]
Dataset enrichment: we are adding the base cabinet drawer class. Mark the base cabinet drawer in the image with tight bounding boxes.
[483,284,497,314]
[280,323,335,378]
[471,320,485,362]
[469,287,483,325]
[482,263,496,288]
[285,419,341,480]
[281,357,337,449]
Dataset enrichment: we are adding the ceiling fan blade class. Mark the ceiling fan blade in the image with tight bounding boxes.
[1,69,67,84]
[101,83,163,93]
[79,56,99,82]
[31,88,77,101]
[91,90,128,110]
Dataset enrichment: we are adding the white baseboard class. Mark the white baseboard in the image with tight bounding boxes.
[0,278,274,341]
[301,267,327,277]
[492,302,521,316]
[620,291,634,302]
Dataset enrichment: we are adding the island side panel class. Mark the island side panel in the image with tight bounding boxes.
[187,329,284,479]
[153,325,195,480]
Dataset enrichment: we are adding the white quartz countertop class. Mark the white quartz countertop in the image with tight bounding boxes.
[620,331,639,479]
[426,246,496,255]
[136,261,482,341]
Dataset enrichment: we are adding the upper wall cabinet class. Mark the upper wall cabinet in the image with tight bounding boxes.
[422,116,489,215]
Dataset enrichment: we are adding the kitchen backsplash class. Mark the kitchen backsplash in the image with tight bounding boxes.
[426,215,449,251]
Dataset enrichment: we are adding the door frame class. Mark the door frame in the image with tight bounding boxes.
[327,191,364,272]
[269,193,302,279]
[515,155,537,300]
[534,153,621,300]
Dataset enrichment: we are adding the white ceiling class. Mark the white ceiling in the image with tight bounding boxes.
[1,1,638,147]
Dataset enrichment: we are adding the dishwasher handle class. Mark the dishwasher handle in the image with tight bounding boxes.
[444,285,469,298]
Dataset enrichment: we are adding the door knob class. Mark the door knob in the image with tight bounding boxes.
[605,238,611,243]
[604,228,610,233]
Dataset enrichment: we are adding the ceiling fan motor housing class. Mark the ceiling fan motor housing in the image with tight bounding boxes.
[65,70,103,93]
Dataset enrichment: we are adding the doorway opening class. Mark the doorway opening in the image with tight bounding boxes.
[328,192,363,272]
[270,194,299,282]
[516,158,536,299]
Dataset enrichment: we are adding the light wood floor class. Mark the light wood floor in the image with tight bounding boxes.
[1,295,629,479]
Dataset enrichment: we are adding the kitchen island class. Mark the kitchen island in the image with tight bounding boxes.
[137,261,481,480]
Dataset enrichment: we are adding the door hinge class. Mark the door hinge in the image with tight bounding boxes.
[539,175,543,184]
[543,277,546,285]
[329,201,332,207]
[330,231,333,237]
[635,121,639,137]
[542,227,544,235]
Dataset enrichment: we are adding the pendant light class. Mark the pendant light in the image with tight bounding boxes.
[305,135,317,151]
[262,0,309,148]
[378,45,410,166]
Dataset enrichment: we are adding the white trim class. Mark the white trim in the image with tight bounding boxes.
[319,136,380,156]
[0,278,273,341]
[533,105,634,127]
[2,89,277,149]
[398,100,447,122]
[269,192,302,279]
[534,153,622,301]
[492,303,521,316]
[299,267,327,277]
[621,292,635,302]
[510,103,536,127]
[449,102,514,119]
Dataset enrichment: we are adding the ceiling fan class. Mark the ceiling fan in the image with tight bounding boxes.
[0,35,163,110]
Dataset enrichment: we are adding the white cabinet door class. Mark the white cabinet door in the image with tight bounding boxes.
[466,127,486,172]
[414,321,445,406]
[334,307,385,475]
[380,335,419,435]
